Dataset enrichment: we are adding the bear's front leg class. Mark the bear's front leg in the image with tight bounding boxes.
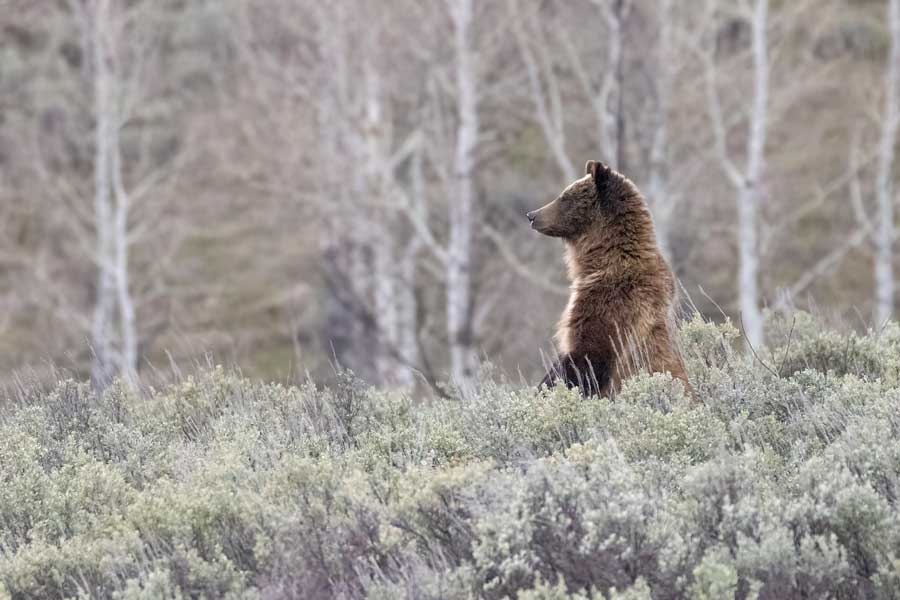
[540,353,612,397]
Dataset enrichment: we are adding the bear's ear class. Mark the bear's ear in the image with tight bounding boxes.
[585,160,611,185]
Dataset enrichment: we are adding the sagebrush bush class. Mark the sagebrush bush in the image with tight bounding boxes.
[3,313,900,599]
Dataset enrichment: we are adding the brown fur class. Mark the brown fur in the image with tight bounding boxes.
[528,160,690,397]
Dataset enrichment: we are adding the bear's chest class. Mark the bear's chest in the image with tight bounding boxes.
[555,281,640,354]
[555,293,576,354]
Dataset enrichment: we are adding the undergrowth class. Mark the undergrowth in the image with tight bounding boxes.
[3,313,900,599]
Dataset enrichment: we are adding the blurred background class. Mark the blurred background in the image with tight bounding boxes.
[1,0,897,393]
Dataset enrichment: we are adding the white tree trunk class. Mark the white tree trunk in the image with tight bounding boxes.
[83,0,140,388]
[875,0,900,325]
[598,0,629,167]
[739,0,768,349]
[447,0,478,393]
[702,0,767,348]
[646,0,673,261]
[362,53,423,387]
[363,62,397,384]
[89,0,118,388]
[738,184,763,348]
[112,127,138,385]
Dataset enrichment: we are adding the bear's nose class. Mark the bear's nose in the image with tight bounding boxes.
[526,211,537,223]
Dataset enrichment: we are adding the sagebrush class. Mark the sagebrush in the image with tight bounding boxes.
[3,314,900,599]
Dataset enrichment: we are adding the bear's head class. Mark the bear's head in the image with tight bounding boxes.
[526,160,644,240]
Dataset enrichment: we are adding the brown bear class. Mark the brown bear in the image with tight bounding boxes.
[527,160,689,397]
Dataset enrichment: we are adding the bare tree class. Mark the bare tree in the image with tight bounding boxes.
[67,0,157,387]
[444,0,480,393]
[702,0,769,348]
[361,46,423,387]
[4,0,898,389]
[240,0,427,387]
[836,0,900,326]
[874,0,900,325]
[513,0,630,174]
[511,0,688,261]
[642,0,676,260]
[81,0,121,386]
[511,0,577,181]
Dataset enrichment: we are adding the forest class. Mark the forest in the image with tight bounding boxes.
[2,0,898,391]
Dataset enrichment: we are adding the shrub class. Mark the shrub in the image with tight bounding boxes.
[2,313,900,598]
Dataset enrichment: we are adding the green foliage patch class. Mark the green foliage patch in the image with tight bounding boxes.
[3,314,900,599]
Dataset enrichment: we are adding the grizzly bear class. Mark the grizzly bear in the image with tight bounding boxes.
[527,160,689,397]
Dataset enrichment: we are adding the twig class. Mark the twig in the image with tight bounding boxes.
[777,315,796,377]
[481,224,569,297]
[740,311,779,378]
[697,285,729,322]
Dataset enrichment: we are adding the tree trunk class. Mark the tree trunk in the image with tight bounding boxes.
[396,239,420,388]
[647,0,673,261]
[83,0,140,389]
[447,0,478,394]
[738,184,763,348]
[647,0,674,263]
[373,229,401,383]
[875,0,900,326]
[89,0,117,389]
[112,116,138,386]
[599,0,629,168]
[363,63,397,384]
[739,0,768,349]
[395,147,426,388]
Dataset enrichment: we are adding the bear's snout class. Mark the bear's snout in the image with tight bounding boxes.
[527,206,555,234]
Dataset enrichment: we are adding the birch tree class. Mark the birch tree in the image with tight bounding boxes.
[259,0,425,386]
[68,0,141,387]
[361,50,423,387]
[840,0,900,326]
[445,0,480,394]
[511,0,686,260]
[874,0,900,325]
[2,1,193,384]
[511,0,577,181]
[703,0,769,349]
[50,0,188,388]
[513,0,629,175]
[642,0,676,260]
[6,0,894,388]
[329,7,424,387]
